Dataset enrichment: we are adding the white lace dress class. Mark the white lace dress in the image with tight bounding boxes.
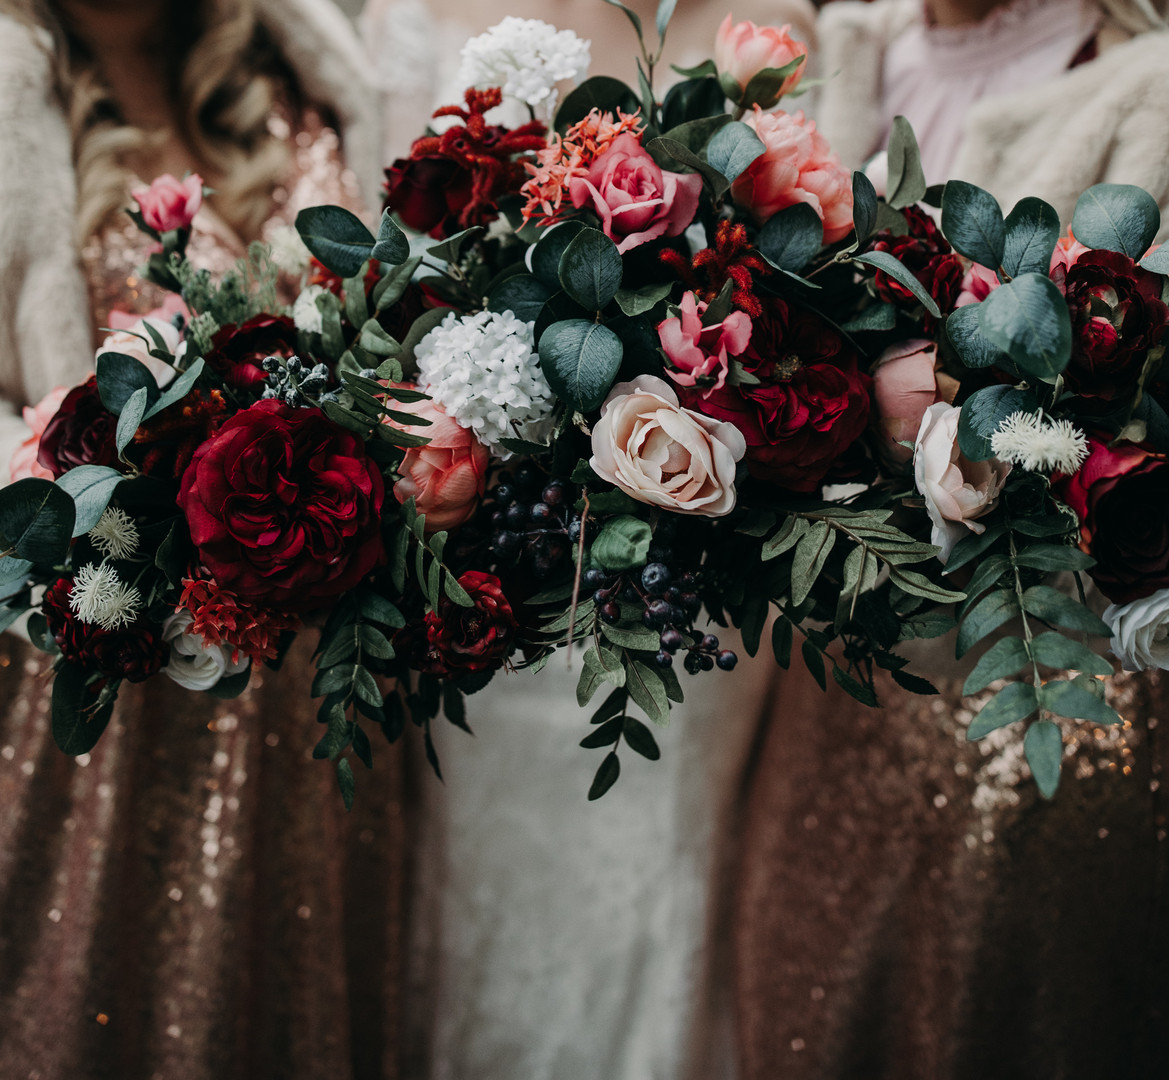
[360,5,772,1076]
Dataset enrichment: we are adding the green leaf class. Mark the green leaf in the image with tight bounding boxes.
[581,716,624,748]
[615,281,674,317]
[353,665,382,708]
[648,135,731,197]
[1002,197,1061,278]
[946,304,1007,370]
[591,514,652,571]
[143,356,205,420]
[885,116,927,210]
[890,668,939,695]
[55,466,122,536]
[51,663,114,755]
[771,617,793,668]
[371,208,409,265]
[957,385,1038,461]
[531,221,589,286]
[853,251,942,318]
[957,589,1018,658]
[625,659,669,723]
[373,255,423,313]
[790,520,835,606]
[1021,585,1111,636]
[313,706,350,759]
[851,170,878,244]
[944,524,1005,574]
[425,226,485,266]
[556,75,640,133]
[0,478,76,563]
[558,228,623,311]
[1071,183,1160,259]
[590,686,628,724]
[1024,719,1062,798]
[757,202,824,273]
[887,566,966,604]
[1041,679,1120,724]
[705,120,765,183]
[600,622,659,652]
[962,635,1030,695]
[671,58,717,79]
[1013,544,1094,572]
[623,715,661,760]
[801,639,826,690]
[737,57,805,109]
[95,352,160,415]
[941,180,1005,269]
[336,757,356,810]
[958,553,1011,615]
[587,751,621,800]
[360,624,394,659]
[295,205,374,279]
[116,386,148,453]
[978,272,1071,381]
[538,319,624,412]
[762,515,809,561]
[841,303,897,333]
[656,0,678,38]
[1029,631,1112,675]
[1139,244,1169,274]
[832,666,878,707]
[488,274,554,323]
[966,681,1038,740]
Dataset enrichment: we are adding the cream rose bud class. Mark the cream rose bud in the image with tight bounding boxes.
[162,611,250,691]
[96,316,181,387]
[913,402,1010,562]
[1105,589,1169,671]
[589,375,746,517]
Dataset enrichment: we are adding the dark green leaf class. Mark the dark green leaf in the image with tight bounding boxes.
[647,135,731,196]
[962,635,1030,695]
[1071,183,1160,259]
[625,659,669,723]
[115,386,148,453]
[832,665,878,706]
[851,170,878,244]
[791,520,834,606]
[587,751,622,800]
[591,514,652,571]
[705,120,765,183]
[853,251,942,318]
[336,757,356,810]
[841,303,897,333]
[801,639,826,690]
[978,272,1071,381]
[944,524,1005,574]
[1021,585,1111,636]
[941,180,1005,269]
[590,685,628,725]
[424,226,485,266]
[538,319,623,412]
[623,716,661,760]
[531,221,589,286]
[671,59,717,79]
[1041,679,1120,724]
[1139,244,1169,274]
[0,478,76,563]
[890,668,939,695]
[1013,544,1094,572]
[1002,197,1061,278]
[51,663,114,755]
[957,589,1018,658]
[966,681,1038,740]
[758,202,824,273]
[558,228,623,311]
[738,57,805,110]
[581,716,624,748]
[887,566,966,604]
[371,208,409,265]
[1024,719,1062,798]
[957,385,1038,461]
[556,76,640,133]
[885,116,927,210]
[771,616,793,668]
[295,205,374,278]
[488,274,554,323]
[95,352,160,415]
[1029,631,1112,675]
[55,466,122,536]
[614,282,674,317]
[946,304,1007,370]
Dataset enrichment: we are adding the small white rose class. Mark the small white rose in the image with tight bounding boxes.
[1105,589,1169,672]
[96,316,181,387]
[162,611,250,691]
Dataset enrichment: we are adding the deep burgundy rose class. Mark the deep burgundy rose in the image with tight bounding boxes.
[43,577,166,682]
[385,155,476,240]
[37,376,119,478]
[422,571,518,675]
[868,206,963,329]
[204,314,298,389]
[682,300,871,492]
[1055,437,1169,603]
[1053,249,1169,400]
[178,400,385,610]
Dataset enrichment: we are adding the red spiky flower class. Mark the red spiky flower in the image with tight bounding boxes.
[660,220,768,318]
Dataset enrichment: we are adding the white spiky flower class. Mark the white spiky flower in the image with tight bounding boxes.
[457,17,590,115]
[69,563,141,631]
[990,411,1089,474]
[268,224,311,275]
[88,507,139,560]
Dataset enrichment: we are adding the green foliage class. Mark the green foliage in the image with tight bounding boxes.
[51,663,115,755]
[704,121,765,183]
[1071,183,1160,259]
[295,205,375,278]
[851,170,878,245]
[558,228,623,311]
[371,208,410,265]
[977,272,1072,381]
[1001,197,1061,277]
[957,386,1039,460]
[941,180,1005,269]
[884,116,927,210]
[946,304,1008,370]
[590,515,652,572]
[853,251,942,317]
[0,479,76,564]
[555,76,640,133]
[56,466,122,537]
[758,203,824,273]
[538,319,624,412]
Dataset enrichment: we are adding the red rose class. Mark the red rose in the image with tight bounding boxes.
[1055,437,1169,603]
[422,571,518,675]
[178,400,385,610]
[204,314,298,389]
[682,301,871,492]
[1053,249,1169,400]
[385,155,476,240]
[37,376,119,478]
[868,206,963,330]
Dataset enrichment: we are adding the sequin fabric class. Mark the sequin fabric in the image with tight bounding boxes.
[0,116,412,1080]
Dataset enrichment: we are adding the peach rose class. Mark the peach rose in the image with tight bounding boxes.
[132,173,203,233]
[1050,228,1090,275]
[387,388,488,534]
[872,340,959,463]
[97,313,183,387]
[589,374,746,517]
[657,291,752,394]
[913,402,1010,562]
[731,108,853,244]
[9,385,70,482]
[568,134,703,254]
[714,14,807,98]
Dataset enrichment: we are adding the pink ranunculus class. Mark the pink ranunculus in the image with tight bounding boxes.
[955,261,1001,308]
[657,291,753,395]
[132,173,203,233]
[567,134,703,254]
[1050,228,1090,275]
[10,385,71,482]
[872,340,959,463]
[913,402,1010,562]
[731,108,853,245]
[386,388,489,534]
[714,14,807,98]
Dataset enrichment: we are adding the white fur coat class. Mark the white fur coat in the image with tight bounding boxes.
[811,0,1169,222]
[0,0,381,471]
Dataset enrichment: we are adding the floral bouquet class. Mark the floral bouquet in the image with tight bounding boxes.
[4,4,1167,804]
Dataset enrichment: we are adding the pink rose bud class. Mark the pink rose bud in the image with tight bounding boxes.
[10,385,71,482]
[132,173,204,233]
[1050,227,1091,275]
[386,388,489,534]
[731,108,853,245]
[955,262,1000,308]
[871,340,959,464]
[714,14,807,99]
[657,291,753,395]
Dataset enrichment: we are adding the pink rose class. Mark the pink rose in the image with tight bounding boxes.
[386,387,489,534]
[590,374,746,517]
[132,173,203,233]
[10,385,71,482]
[731,108,853,245]
[714,14,807,98]
[657,291,753,395]
[872,340,959,463]
[1050,228,1090,275]
[955,262,1000,308]
[568,134,703,254]
[913,402,1010,562]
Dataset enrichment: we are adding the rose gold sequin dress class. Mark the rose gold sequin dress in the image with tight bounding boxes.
[0,113,412,1080]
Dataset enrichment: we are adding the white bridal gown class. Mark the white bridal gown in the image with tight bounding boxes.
[362,6,772,1075]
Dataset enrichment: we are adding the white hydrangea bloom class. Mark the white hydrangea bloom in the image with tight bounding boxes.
[162,611,250,691]
[990,411,1088,474]
[1105,589,1169,672]
[88,507,139,560]
[415,310,556,456]
[268,224,311,275]
[292,284,327,333]
[457,17,590,115]
[69,563,141,631]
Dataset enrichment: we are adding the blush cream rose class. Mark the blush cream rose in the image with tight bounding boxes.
[714,15,807,97]
[590,375,746,517]
[1105,589,1169,671]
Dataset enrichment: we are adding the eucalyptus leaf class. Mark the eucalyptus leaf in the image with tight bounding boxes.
[851,170,878,244]
[51,663,114,756]
[1139,244,1169,274]
[0,478,76,563]
[737,57,806,109]
[116,386,148,454]
[538,319,624,412]
[885,116,927,210]
[425,226,485,266]
[614,281,674,317]
[143,356,205,420]
[946,304,1007,370]
[977,273,1072,381]
[55,466,123,536]
[95,352,160,415]
[558,228,623,311]
[705,121,765,184]
[1071,183,1160,259]
[853,251,942,318]
[591,514,652,572]
[371,209,410,265]
[1002,197,1061,278]
[488,274,554,323]
[295,205,374,279]
[956,385,1038,461]
[758,202,824,273]
[531,221,588,286]
[556,76,640,133]
[941,180,1005,269]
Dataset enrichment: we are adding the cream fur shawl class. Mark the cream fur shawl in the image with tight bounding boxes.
[811,0,1169,223]
[0,0,382,470]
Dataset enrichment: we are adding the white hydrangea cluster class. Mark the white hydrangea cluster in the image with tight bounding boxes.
[456,17,590,114]
[292,284,327,334]
[990,411,1089,474]
[69,563,141,631]
[415,310,556,456]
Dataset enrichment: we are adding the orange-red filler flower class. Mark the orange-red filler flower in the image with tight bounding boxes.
[179,577,301,664]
